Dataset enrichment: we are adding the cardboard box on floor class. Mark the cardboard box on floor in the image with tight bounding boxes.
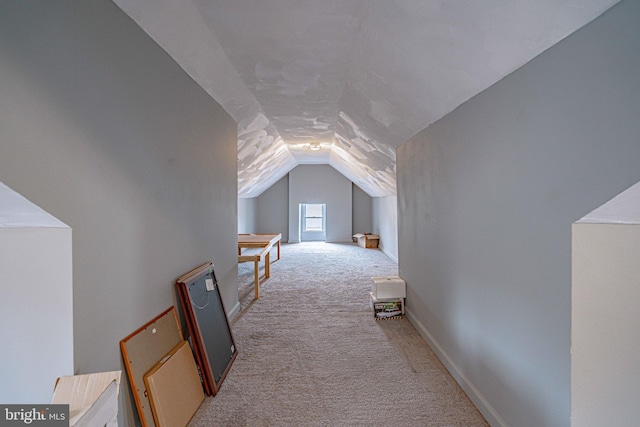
[51,370,121,427]
[353,233,379,248]
[370,293,404,320]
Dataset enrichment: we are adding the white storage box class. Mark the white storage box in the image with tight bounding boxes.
[371,276,406,299]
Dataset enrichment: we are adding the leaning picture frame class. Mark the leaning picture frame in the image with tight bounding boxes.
[176,262,237,396]
[120,307,183,427]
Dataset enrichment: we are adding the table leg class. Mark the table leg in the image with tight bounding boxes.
[265,251,271,278]
[254,259,259,299]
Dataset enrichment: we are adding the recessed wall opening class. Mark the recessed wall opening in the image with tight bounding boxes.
[300,203,326,242]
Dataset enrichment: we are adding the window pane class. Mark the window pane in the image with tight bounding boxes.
[305,204,323,217]
[305,217,323,231]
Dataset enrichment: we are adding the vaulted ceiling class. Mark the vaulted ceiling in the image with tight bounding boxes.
[113,0,617,198]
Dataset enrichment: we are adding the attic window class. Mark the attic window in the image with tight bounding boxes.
[303,204,324,232]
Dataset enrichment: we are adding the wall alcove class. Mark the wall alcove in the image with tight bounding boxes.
[0,182,73,403]
[572,181,640,426]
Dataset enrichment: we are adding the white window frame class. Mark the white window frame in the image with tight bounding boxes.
[300,203,326,241]
[303,203,324,232]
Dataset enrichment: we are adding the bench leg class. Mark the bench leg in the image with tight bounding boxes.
[254,260,259,299]
[265,251,271,278]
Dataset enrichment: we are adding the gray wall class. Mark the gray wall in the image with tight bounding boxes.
[372,195,398,262]
[0,1,238,425]
[256,172,400,260]
[397,1,640,426]
[238,197,258,233]
[288,165,352,243]
[352,184,373,235]
[257,174,289,241]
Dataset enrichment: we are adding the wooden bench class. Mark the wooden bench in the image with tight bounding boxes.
[238,243,272,299]
[238,233,281,260]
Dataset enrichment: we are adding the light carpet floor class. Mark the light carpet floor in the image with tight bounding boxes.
[189,242,488,426]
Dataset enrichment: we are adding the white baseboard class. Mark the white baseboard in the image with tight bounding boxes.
[379,245,398,263]
[405,308,507,427]
[228,301,241,320]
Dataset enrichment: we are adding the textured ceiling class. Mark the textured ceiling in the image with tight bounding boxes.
[113,0,618,198]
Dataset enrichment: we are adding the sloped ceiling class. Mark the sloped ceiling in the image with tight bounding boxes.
[113,0,618,198]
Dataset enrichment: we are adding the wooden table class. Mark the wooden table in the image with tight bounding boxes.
[237,234,281,299]
[238,233,281,260]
